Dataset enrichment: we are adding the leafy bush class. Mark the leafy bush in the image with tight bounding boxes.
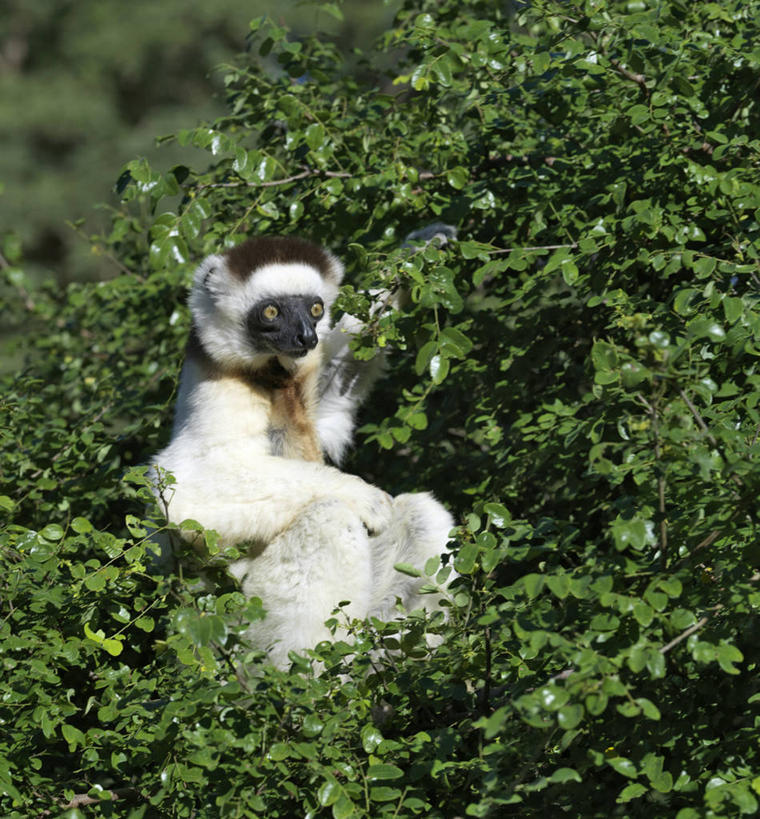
[3,0,760,815]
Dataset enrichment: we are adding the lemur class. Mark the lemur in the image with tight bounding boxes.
[152,236,453,668]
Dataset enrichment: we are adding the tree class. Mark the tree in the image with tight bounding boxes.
[2,0,760,815]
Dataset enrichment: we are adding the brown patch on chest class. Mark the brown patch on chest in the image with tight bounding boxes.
[187,328,323,462]
[270,378,323,462]
[253,359,323,463]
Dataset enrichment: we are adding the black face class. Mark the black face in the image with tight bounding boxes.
[246,294,325,358]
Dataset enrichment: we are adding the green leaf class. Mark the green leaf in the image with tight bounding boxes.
[546,574,570,599]
[523,574,545,598]
[723,296,743,323]
[431,58,453,87]
[447,167,468,189]
[268,743,290,761]
[174,610,227,647]
[607,757,638,778]
[618,782,647,802]
[548,767,581,784]
[102,638,124,656]
[557,704,583,729]
[651,771,673,793]
[674,288,700,315]
[367,764,404,781]
[632,602,654,626]
[561,259,579,285]
[483,502,510,527]
[318,779,340,807]
[71,516,93,533]
[440,327,473,358]
[84,622,105,644]
[454,542,479,574]
[537,685,568,711]
[305,123,326,151]
[135,616,155,632]
[61,723,86,750]
[361,725,383,753]
[688,317,726,341]
[84,573,106,592]
[394,562,423,578]
[369,786,402,802]
[591,341,618,371]
[636,698,661,720]
[332,795,356,819]
[716,641,743,674]
[415,341,437,375]
[429,354,450,384]
[303,714,324,737]
[611,517,652,551]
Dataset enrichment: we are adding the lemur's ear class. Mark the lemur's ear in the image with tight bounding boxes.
[320,249,345,288]
[192,254,227,297]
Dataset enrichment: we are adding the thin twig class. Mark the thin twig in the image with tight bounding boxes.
[196,168,353,190]
[750,424,760,449]
[671,530,720,572]
[480,626,492,716]
[490,242,578,255]
[678,388,717,446]
[659,616,709,655]
[608,57,648,94]
[670,507,742,571]
[588,31,649,99]
[60,788,138,809]
[647,388,668,569]
[679,387,743,488]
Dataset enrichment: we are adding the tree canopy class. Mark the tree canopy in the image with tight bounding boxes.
[2,0,760,815]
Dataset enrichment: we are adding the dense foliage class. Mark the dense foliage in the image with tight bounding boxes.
[3,0,760,815]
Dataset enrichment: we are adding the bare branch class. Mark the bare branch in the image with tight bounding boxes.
[678,387,717,446]
[60,788,138,810]
[195,167,355,191]
[659,616,709,655]
[679,386,743,488]
[491,242,578,256]
[608,56,648,95]
[588,31,649,99]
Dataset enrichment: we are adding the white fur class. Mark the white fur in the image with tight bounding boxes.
[153,241,454,668]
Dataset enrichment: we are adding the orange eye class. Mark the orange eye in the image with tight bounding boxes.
[311,302,323,318]
[263,304,279,320]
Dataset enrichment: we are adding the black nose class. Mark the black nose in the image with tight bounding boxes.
[295,325,317,350]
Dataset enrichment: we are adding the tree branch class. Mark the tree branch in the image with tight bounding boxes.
[588,31,649,99]
[659,616,709,655]
[678,387,716,446]
[679,386,744,488]
[195,167,353,190]
[491,242,578,255]
[607,56,648,96]
[59,788,139,810]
